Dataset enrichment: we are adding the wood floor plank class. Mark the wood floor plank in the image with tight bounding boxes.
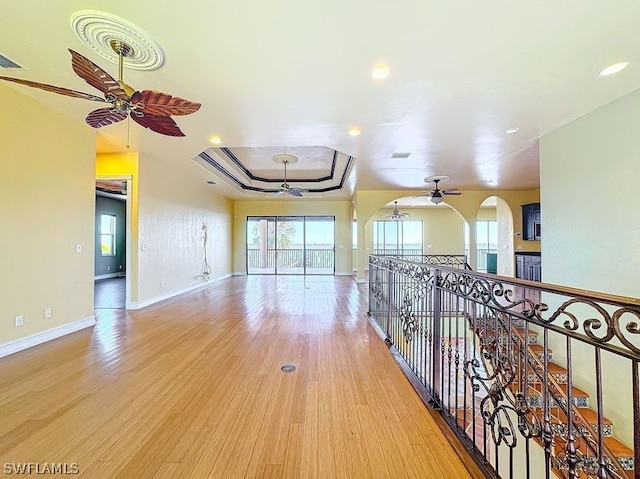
[0,276,480,478]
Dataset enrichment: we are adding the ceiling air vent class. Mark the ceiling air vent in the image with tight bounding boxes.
[391,152,411,159]
[0,53,22,69]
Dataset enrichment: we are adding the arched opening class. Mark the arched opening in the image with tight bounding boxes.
[366,196,467,260]
[467,196,514,275]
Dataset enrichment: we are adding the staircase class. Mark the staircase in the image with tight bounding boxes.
[471,317,634,479]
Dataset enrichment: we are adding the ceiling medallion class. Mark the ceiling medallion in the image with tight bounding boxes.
[70,10,164,70]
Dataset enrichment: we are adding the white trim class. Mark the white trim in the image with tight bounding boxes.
[0,316,96,359]
[128,273,233,310]
[233,271,247,276]
[335,272,354,276]
[356,278,368,284]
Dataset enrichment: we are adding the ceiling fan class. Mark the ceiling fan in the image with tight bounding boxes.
[386,201,411,221]
[96,180,127,195]
[0,41,200,137]
[273,154,308,197]
[416,175,462,204]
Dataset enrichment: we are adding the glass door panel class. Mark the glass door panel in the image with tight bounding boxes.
[276,216,304,274]
[246,216,276,274]
[304,216,335,275]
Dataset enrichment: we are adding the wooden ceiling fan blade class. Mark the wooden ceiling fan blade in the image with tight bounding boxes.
[134,90,201,116]
[444,191,462,196]
[131,112,185,137]
[0,76,106,102]
[69,49,128,100]
[86,108,128,129]
[443,188,459,193]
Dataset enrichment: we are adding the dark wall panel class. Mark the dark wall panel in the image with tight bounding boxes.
[95,195,126,277]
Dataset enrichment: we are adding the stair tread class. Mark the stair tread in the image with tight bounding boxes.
[533,407,613,426]
[554,436,633,458]
[516,327,538,336]
[528,382,590,398]
[604,436,634,457]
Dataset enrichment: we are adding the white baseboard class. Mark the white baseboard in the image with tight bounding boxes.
[335,272,355,276]
[0,316,96,359]
[233,271,246,276]
[128,273,233,310]
[356,278,368,284]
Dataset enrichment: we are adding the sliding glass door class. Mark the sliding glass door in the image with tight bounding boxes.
[246,216,335,275]
[304,216,335,275]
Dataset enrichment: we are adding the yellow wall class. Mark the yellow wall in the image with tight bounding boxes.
[0,84,95,345]
[233,200,352,274]
[367,207,465,255]
[477,207,497,221]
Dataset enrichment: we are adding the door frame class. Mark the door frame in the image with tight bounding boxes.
[95,174,132,308]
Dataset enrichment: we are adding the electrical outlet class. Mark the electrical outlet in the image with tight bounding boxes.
[75,244,82,254]
[15,315,24,327]
[44,308,52,319]
[161,280,165,289]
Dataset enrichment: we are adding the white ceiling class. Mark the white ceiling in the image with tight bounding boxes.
[3,1,640,199]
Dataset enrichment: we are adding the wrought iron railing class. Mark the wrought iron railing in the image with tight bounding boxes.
[368,255,640,479]
[247,248,334,271]
[374,252,471,270]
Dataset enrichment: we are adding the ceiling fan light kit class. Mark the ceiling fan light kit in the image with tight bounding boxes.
[386,201,411,221]
[415,175,462,204]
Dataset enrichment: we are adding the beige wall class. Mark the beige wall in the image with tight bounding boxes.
[233,200,352,274]
[137,157,233,304]
[0,84,95,345]
[540,88,640,447]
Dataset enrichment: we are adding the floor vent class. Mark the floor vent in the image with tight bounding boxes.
[0,53,22,69]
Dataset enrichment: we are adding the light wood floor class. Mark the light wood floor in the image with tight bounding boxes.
[0,276,479,478]
[94,277,126,309]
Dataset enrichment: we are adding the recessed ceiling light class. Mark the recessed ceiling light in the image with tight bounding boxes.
[371,65,390,80]
[598,62,629,77]
[209,135,222,144]
[348,127,361,136]
[505,127,519,134]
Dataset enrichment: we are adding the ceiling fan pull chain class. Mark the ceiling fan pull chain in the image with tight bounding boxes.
[126,116,130,149]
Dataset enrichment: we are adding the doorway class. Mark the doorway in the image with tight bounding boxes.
[246,216,335,275]
[94,178,131,309]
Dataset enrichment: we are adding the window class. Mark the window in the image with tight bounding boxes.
[100,214,117,256]
[465,220,497,272]
[372,220,423,258]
